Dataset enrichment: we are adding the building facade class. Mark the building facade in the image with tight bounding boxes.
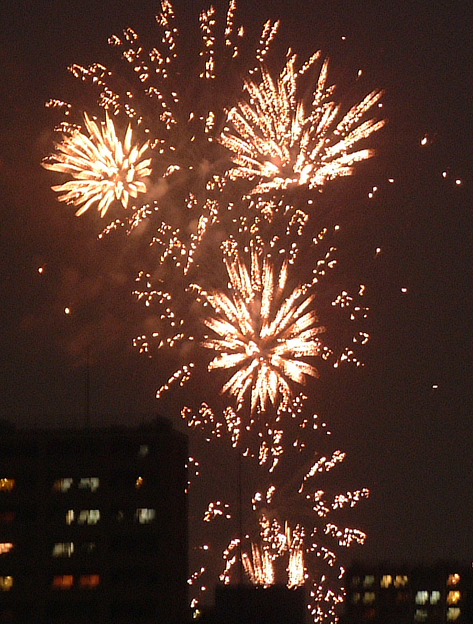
[0,418,188,624]
[342,563,473,624]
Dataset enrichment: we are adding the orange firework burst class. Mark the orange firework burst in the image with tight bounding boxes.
[198,248,324,414]
[221,54,385,194]
[43,112,152,217]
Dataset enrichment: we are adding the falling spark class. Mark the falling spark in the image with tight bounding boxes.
[43,112,152,217]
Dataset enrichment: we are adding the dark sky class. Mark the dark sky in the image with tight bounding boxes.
[1,0,473,575]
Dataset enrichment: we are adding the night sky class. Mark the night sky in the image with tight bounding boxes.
[1,0,472,575]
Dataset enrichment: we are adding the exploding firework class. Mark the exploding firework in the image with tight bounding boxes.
[198,246,324,414]
[221,54,385,195]
[44,2,383,622]
[189,413,369,623]
[43,112,152,217]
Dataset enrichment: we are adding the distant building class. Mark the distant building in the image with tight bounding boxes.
[0,417,188,624]
[212,583,307,624]
[342,563,473,624]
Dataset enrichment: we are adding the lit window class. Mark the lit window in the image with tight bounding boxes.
[135,508,156,524]
[414,609,428,622]
[380,575,392,588]
[138,445,149,457]
[351,592,361,604]
[448,574,461,586]
[78,510,100,525]
[52,542,74,557]
[447,607,461,621]
[54,478,73,492]
[415,591,429,605]
[363,575,375,588]
[447,590,461,605]
[79,574,100,589]
[394,575,408,588]
[0,576,13,591]
[351,575,361,588]
[0,543,14,556]
[78,478,99,492]
[363,592,375,604]
[135,476,144,489]
[52,575,74,589]
[0,479,15,492]
[430,591,441,605]
[66,509,75,525]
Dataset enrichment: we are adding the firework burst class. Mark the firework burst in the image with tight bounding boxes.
[43,112,152,217]
[44,2,383,622]
[190,413,369,623]
[221,54,385,194]
[197,247,324,414]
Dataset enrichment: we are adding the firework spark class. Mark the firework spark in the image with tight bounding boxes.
[221,54,385,194]
[43,112,152,217]
[198,247,324,414]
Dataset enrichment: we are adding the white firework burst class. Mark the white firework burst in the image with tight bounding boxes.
[43,112,152,217]
[198,248,324,413]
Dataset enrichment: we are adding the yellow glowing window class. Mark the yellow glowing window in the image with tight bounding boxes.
[0,479,15,492]
[447,607,461,621]
[363,575,375,588]
[79,574,100,589]
[448,573,461,586]
[52,542,74,557]
[65,509,75,525]
[54,478,73,492]
[0,576,13,591]
[135,476,144,488]
[415,591,429,605]
[135,508,156,524]
[0,543,14,556]
[78,477,99,492]
[52,575,74,589]
[380,575,392,588]
[430,591,441,605]
[447,590,461,605]
[351,592,361,604]
[77,509,100,525]
[414,609,428,622]
[363,592,375,604]
[394,575,408,588]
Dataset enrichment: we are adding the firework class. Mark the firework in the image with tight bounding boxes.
[44,2,383,622]
[196,246,324,414]
[43,112,152,217]
[221,54,385,194]
[190,413,369,623]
